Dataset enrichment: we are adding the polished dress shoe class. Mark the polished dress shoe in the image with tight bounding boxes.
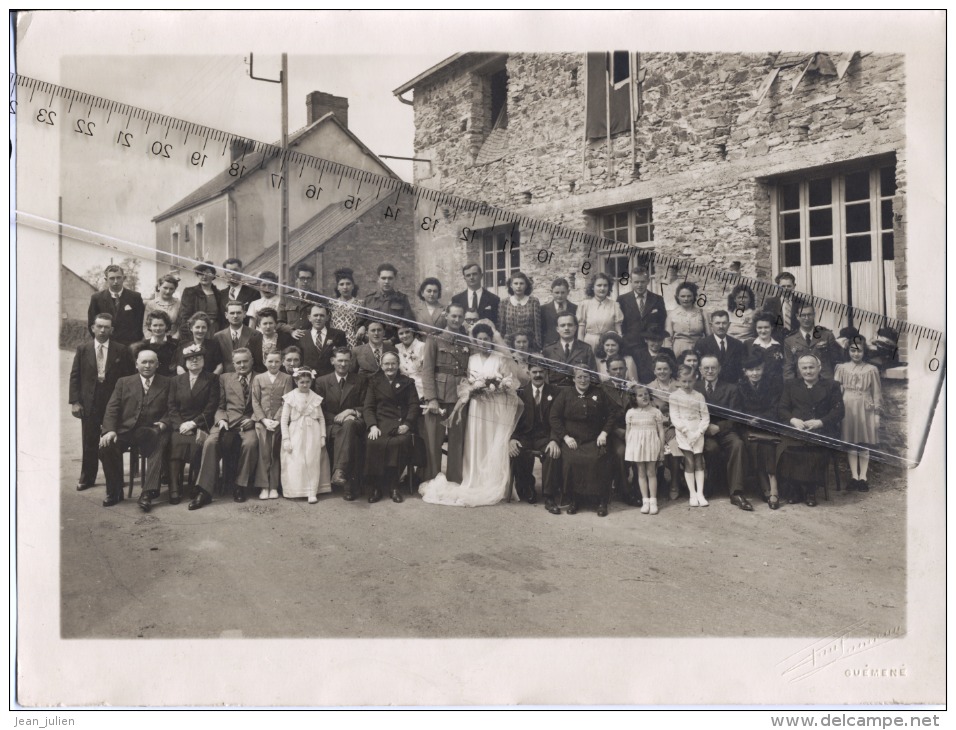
[137,492,152,512]
[526,490,538,505]
[368,488,382,504]
[545,500,561,515]
[233,487,246,503]
[391,490,404,503]
[596,503,608,517]
[102,494,121,507]
[730,493,754,511]
[188,489,212,510]
[566,502,578,515]
[331,469,348,489]
[76,481,93,491]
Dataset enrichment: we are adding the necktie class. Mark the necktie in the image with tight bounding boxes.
[565,343,571,360]
[232,329,240,345]
[239,375,249,401]
[374,348,382,365]
[143,378,151,395]
[719,338,726,357]
[112,295,120,314]
[534,387,541,405]
[707,382,713,396]
[471,291,477,311]
[783,299,792,327]
[313,330,320,348]
[806,333,813,348]
[638,296,645,316]
[96,344,106,382]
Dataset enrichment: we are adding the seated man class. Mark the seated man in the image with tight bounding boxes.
[778,353,846,507]
[98,347,171,510]
[509,359,561,509]
[190,348,259,509]
[314,347,368,500]
[695,355,753,511]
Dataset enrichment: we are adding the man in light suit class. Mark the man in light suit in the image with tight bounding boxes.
[618,267,667,359]
[350,320,397,377]
[540,312,598,388]
[539,277,577,349]
[70,313,135,492]
[451,263,500,327]
[314,348,368,500]
[298,304,348,378]
[216,258,261,323]
[98,347,171,510]
[87,264,146,346]
[214,300,265,374]
[694,310,747,384]
[190,348,259,509]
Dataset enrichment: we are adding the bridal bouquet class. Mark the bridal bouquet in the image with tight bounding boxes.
[446,372,517,426]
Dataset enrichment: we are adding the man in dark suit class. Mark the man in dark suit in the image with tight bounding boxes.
[539,277,577,349]
[618,266,667,359]
[509,359,561,509]
[217,258,261,323]
[70,313,135,492]
[540,312,598,388]
[98,347,171,510]
[634,325,677,384]
[778,353,845,507]
[350,320,397,377]
[190,348,259,509]
[694,310,746,384]
[214,301,265,374]
[314,348,368,500]
[87,264,146,346]
[451,263,500,327]
[761,271,799,343]
[298,304,348,377]
[696,355,753,511]
[602,356,639,506]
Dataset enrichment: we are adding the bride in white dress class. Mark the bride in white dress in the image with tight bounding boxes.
[419,320,524,507]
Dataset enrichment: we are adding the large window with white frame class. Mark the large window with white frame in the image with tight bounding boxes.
[772,160,897,328]
[595,202,654,296]
[479,225,521,297]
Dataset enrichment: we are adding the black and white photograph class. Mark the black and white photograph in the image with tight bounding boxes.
[12,10,946,712]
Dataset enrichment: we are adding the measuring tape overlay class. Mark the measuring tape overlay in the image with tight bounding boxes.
[12,73,943,468]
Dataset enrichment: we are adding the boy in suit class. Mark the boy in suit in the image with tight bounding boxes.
[70,313,135,492]
[251,350,294,500]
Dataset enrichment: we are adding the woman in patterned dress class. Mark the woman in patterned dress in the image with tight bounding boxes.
[329,267,365,348]
[664,282,709,357]
[499,272,542,352]
[834,336,883,492]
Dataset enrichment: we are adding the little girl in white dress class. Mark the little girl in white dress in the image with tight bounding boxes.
[668,365,710,507]
[280,368,331,504]
[625,385,666,515]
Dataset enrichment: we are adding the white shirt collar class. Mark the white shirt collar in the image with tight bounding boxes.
[140,375,153,389]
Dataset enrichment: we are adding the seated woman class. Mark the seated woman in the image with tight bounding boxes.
[364,351,421,504]
[174,312,224,375]
[777,353,845,507]
[737,354,783,509]
[166,343,219,506]
[726,283,757,344]
[549,366,619,517]
[596,331,638,384]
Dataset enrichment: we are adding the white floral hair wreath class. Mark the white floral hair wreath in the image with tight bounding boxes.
[292,367,318,380]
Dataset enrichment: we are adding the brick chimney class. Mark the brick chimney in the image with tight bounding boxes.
[306,91,349,128]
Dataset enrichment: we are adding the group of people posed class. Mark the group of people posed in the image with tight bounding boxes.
[71,258,892,516]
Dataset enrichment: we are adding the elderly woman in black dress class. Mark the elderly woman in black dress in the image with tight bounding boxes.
[364,350,421,504]
[549,366,620,517]
[737,353,784,509]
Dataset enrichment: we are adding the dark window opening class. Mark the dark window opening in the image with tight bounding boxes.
[810,239,834,266]
[490,68,508,129]
[611,51,630,85]
[846,235,872,263]
[783,242,801,267]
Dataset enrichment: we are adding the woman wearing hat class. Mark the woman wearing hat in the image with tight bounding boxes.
[178,261,224,339]
[174,312,224,375]
[280,367,331,504]
[166,343,220,506]
[737,352,783,509]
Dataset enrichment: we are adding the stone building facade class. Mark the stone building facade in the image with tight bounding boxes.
[395,52,906,336]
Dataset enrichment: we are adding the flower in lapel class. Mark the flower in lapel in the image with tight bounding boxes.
[546,394,553,402]
[592,395,598,402]
[395,382,401,389]
[325,339,333,346]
